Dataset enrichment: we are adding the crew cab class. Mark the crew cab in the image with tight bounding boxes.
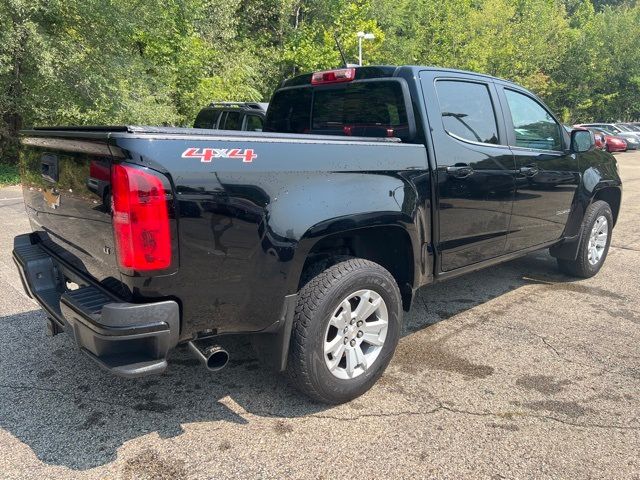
[13,66,621,403]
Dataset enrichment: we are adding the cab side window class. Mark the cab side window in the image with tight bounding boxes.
[504,89,563,151]
[245,115,264,131]
[434,80,499,145]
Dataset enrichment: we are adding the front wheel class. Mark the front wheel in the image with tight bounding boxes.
[557,200,613,278]
[287,258,402,404]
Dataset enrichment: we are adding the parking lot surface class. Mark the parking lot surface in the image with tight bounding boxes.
[0,152,638,479]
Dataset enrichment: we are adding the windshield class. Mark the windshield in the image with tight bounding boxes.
[265,81,410,140]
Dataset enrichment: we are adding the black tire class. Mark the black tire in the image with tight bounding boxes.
[287,258,402,404]
[557,200,613,278]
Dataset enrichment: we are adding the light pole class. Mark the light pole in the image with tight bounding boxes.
[356,31,375,66]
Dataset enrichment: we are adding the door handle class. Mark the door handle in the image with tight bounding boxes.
[446,165,474,179]
[519,165,539,177]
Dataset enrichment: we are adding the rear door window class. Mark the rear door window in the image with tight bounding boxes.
[434,80,499,145]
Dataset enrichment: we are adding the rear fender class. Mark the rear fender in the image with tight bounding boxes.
[286,214,425,308]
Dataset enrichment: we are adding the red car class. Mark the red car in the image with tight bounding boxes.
[602,134,627,152]
[576,125,627,153]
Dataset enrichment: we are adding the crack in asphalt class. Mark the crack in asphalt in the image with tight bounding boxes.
[489,323,636,380]
[0,383,137,410]
[2,382,638,432]
[411,291,632,382]
[298,402,640,431]
[438,404,640,431]
[410,289,635,380]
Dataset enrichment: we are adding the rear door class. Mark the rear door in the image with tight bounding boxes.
[420,71,516,271]
[496,85,580,251]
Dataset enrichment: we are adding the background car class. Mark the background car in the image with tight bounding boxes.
[580,122,640,149]
[617,122,640,134]
[600,133,627,152]
[577,125,628,152]
[193,102,268,131]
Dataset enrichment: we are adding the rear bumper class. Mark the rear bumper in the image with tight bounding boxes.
[12,233,180,378]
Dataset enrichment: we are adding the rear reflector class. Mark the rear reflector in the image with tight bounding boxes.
[111,164,171,272]
[311,68,356,85]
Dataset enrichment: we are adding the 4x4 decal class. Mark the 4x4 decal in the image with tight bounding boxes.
[181,147,257,163]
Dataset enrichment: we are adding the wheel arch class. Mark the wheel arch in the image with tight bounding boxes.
[592,185,621,226]
[551,183,621,261]
[290,218,422,312]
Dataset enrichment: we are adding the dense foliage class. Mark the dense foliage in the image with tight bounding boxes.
[1,0,639,161]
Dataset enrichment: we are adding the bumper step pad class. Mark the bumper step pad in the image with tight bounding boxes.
[13,234,179,378]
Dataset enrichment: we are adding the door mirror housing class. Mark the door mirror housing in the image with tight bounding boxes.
[571,129,594,153]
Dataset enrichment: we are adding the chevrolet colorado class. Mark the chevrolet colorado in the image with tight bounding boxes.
[13,66,621,403]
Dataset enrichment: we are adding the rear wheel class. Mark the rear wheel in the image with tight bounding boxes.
[557,200,613,278]
[287,258,402,404]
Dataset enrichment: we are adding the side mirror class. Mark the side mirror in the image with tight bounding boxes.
[571,129,594,153]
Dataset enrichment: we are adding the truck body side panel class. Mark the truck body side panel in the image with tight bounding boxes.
[109,133,430,337]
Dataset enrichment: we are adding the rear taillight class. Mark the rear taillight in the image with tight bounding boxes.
[311,68,356,85]
[111,163,171,272]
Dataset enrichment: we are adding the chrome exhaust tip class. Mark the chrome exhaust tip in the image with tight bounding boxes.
[188,340,229,372]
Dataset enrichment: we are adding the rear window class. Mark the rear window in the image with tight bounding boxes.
[264,89,312,134]
[265,81,409,139]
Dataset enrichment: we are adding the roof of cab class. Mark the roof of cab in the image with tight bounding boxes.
[280,65,518,89]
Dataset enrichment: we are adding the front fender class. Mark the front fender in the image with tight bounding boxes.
[551,151,621,260]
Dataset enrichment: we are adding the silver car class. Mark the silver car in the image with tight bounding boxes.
[581,123,640,149]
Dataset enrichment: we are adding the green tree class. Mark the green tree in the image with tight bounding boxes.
[283,0,384,73]
[2,0,640,164]
[551,3,640,121]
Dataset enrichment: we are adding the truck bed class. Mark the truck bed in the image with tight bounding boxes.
[19,125,427,340]
[30,125,403,143]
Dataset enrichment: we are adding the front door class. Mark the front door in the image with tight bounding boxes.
[420,72,516,272]
[497,86,580,252]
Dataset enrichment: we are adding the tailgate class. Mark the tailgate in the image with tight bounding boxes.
[20,131,122,293]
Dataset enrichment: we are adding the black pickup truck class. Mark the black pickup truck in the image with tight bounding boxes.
[13,66,621,403]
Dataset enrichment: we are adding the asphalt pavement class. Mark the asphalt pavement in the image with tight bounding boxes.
[0,152,638,479]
